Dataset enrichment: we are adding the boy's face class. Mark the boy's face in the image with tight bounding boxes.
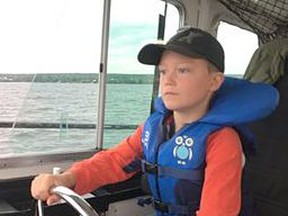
[158,50,223,113]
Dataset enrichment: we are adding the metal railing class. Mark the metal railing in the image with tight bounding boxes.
[0,121,138,129]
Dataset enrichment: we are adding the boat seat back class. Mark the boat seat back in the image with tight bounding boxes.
[243,56,288,216]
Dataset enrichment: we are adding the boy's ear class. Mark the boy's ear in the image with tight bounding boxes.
[210,72,224,91]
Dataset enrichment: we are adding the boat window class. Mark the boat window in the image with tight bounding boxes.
[104,0,180,147]
[0,0,104,157]
[0,0,179,157]
[217,21,258,78]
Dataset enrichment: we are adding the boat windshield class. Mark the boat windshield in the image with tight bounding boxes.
[0,0,180,158]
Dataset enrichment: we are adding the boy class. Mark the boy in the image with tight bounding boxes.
[31,27,278,216]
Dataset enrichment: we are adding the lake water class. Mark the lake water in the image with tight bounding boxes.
[0,82,152,157]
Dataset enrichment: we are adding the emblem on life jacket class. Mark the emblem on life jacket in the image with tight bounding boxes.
[173,135,193,165]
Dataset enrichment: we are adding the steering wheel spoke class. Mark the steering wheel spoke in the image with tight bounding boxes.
[37,186,99,216]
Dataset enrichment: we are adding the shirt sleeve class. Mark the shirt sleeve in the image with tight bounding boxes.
[196,127,243,216]
[68,124,143,195]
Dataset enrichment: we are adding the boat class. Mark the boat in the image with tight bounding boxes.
[0,0,287,215]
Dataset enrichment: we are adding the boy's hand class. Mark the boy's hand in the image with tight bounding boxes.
[30,172,76,206]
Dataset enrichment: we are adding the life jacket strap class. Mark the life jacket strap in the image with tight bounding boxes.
[153,199,196,216]
[141,160,204,181]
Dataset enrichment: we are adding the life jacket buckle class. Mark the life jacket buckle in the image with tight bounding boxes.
[153,199,168,213]
[143,161,158,174]
[137,197,152,207]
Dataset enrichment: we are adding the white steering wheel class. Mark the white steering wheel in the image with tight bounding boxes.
[37,186,99,216]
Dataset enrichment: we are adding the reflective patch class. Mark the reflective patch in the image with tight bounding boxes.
[142,130,150,148]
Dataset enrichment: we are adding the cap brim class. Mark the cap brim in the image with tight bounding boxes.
[138,43,204,66]
[137,44,166,65]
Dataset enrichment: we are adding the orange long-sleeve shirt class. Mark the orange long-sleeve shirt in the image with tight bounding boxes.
[69,125,242,216]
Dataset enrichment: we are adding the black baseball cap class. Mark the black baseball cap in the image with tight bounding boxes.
[137,27,225,72]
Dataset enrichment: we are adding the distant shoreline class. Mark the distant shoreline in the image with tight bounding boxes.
[0,73,242,84]
[0,73,154,84]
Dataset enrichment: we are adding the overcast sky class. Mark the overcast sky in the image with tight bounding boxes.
[0,0,258,75]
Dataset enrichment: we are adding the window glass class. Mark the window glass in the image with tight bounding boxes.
[0,0,104,157]
[104,0,180,147]
[217,21,258,77]
[0,0,179,157]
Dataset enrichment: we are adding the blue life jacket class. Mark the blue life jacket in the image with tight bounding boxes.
[141,77,279,216]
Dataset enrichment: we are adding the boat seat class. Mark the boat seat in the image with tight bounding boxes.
[243,56,288,216]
